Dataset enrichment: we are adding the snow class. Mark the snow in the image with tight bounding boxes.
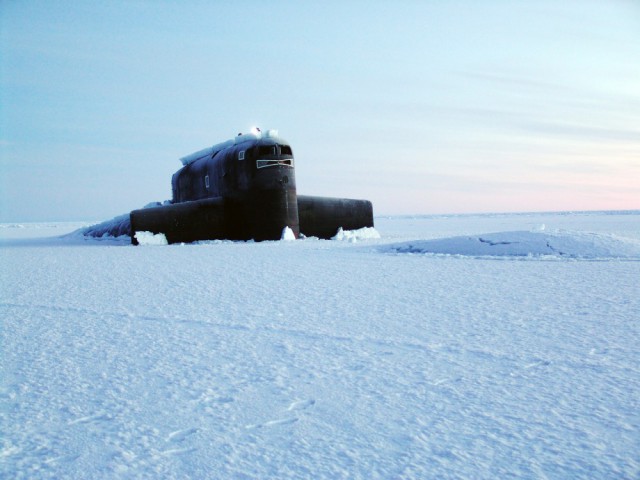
[332,226,381,243]
[281,227,296,241]
[77,214,131,239]
[384,230,640,259]
[180,142,234,166]
[180,129,285,166]
[134,231,168,246]
[1,211,639,479]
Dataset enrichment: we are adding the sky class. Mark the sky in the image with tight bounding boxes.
[1,0,639,222]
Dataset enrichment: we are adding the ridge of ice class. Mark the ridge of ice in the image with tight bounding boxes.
[384,230,640,259]
[332,227,381,243]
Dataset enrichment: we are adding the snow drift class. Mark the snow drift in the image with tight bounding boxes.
[383,230,640,259]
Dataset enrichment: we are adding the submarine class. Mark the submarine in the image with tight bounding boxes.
[129,129,373,244]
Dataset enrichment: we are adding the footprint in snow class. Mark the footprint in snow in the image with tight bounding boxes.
[524,360,551,369]
[68,412,110,425]
[246,417,299,430]
[157,447,197,457]
[287,399,316,411]
[166,428,198,443]
[245,399,315,430]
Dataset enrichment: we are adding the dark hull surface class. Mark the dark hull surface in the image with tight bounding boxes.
[130,194,373,244]
[121,130,373,244]
[298,195,374,240]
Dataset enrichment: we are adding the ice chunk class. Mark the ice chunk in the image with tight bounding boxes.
[281,226,296,241]
[135,231,168,246]
[332,227,381,243]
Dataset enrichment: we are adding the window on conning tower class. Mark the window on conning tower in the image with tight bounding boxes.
[258,145,275,157]
[257,159,293,169]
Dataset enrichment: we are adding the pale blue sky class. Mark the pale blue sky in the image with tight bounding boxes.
[1,1,639,222]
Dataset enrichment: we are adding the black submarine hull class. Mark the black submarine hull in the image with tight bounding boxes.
[104,129,375,244]
[298,195,374,240]
[130,194,373,244]
[131,198,227,245]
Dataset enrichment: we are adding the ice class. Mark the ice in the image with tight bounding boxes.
[75,214,131,239]
[281,226,296,241]
[134,231,168,246]
[1,211,639,479]
[384,230,640,259]
[180,129,286,166]
[332,226,381,243]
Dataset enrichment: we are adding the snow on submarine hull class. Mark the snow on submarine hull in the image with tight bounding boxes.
[129,129,373,244]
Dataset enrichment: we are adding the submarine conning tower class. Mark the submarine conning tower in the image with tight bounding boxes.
[170,129,299,241]
[129,128,374,244]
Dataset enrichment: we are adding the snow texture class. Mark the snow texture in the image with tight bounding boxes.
[134,231,168,246]
[281,227,296,241]
[1,211,639,479]
[385,230,640,259]
[332,226,381,243]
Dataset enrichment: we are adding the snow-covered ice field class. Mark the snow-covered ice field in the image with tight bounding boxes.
[1,211,639,479]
